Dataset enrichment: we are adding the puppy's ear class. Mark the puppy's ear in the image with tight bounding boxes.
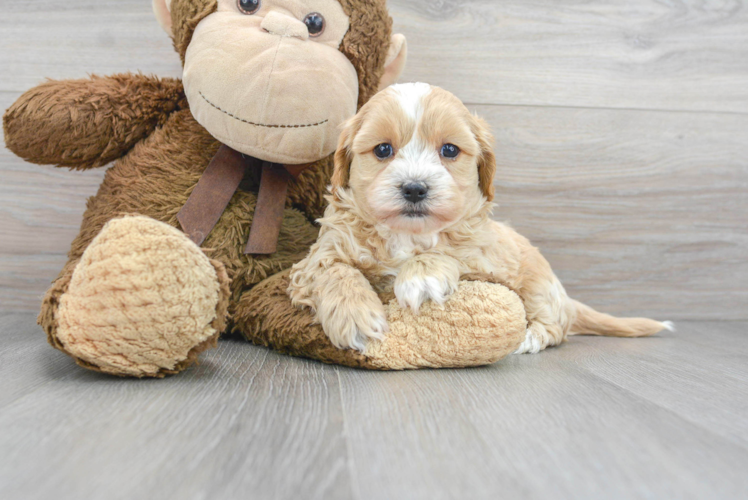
[472,115,497,201]
[332,113,364,193]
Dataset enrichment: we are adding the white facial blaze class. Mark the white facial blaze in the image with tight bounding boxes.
[391,82,431,121]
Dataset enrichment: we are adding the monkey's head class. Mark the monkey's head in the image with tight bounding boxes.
[153,0,407,165]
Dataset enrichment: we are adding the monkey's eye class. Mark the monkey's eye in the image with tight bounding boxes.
[304,13,326,37]
[237,0,260,14]
[374,143,394,160]
[441,144,461,159]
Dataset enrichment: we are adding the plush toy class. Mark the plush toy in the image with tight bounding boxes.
[3,0,527,377]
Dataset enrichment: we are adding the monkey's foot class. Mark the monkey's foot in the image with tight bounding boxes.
[54,216,230,377]
[366,278,527,369]
[234,271,527,370]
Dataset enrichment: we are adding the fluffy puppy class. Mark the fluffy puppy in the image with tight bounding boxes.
[288,83,673,353]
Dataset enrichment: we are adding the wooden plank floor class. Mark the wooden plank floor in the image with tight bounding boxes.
[0,313,746,500]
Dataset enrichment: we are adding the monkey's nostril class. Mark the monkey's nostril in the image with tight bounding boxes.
[401,183,429,204]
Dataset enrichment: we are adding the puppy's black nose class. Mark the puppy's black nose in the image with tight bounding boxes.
[401,183,429,203]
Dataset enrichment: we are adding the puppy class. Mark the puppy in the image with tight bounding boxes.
[288,83,672,353]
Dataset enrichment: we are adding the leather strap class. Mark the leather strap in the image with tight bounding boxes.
[245,162,292,255]
[177,145,313,255]
[178,145,252,247]
[245,160,312,254]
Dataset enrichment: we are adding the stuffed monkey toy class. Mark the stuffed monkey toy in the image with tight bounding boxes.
[3,0,527,377]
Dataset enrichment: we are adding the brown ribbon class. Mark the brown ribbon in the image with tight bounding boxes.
[177,145,311,255]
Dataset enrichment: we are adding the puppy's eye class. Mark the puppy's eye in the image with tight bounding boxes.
[237,0,261,14]
[441,144,460,159]
[304,13,326,36]
[373,143,394,160]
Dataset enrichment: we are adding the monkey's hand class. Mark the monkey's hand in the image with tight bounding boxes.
[395,254,461,314]
[3,74,185,170]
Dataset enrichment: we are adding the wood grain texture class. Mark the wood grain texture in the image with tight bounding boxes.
[1,0,746,319]
[0,314,354,500]
[391,0,748,112]
[484,104,748,319]
[565,324,748,448]
[338,341,748,499]
[0,1,182,92]
[1,313,746,499]
[4,1,747,112]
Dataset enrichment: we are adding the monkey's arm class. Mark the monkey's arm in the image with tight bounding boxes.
[3,74,185,169]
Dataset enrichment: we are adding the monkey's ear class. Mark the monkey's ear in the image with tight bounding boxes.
[153,0,173,35]
[472,115,497,201]
[378,34,408,91]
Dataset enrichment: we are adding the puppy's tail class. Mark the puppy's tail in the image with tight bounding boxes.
[569,300,674,338]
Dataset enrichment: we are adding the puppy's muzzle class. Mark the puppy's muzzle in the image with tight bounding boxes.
[401,182,429,204]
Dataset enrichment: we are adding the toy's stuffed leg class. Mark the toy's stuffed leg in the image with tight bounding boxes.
[39,216,230,378]
[233,270,527,370]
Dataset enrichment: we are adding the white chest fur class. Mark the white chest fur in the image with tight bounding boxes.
[384,232,439,264]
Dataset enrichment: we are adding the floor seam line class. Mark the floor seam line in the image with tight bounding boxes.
[462,101,748,116]
[565,356,748,453]
[336,367,362,500]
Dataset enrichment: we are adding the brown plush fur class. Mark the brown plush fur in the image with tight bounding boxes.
[31,106,324,368]
[3,0,397,375]
[171,0,218,63]
[337,0,394,108]
[3,74,186,170]
[234,269,379,369]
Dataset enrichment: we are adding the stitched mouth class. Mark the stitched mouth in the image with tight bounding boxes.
[199,91,329,129]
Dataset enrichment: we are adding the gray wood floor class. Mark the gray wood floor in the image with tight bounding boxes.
[1,313,746,500]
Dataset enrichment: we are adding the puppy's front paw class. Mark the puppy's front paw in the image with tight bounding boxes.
[319,290,389,353]
[395,273,457,314]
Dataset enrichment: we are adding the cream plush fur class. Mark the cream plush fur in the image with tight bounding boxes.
[56,216,228,377]
[366,280,526,369]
